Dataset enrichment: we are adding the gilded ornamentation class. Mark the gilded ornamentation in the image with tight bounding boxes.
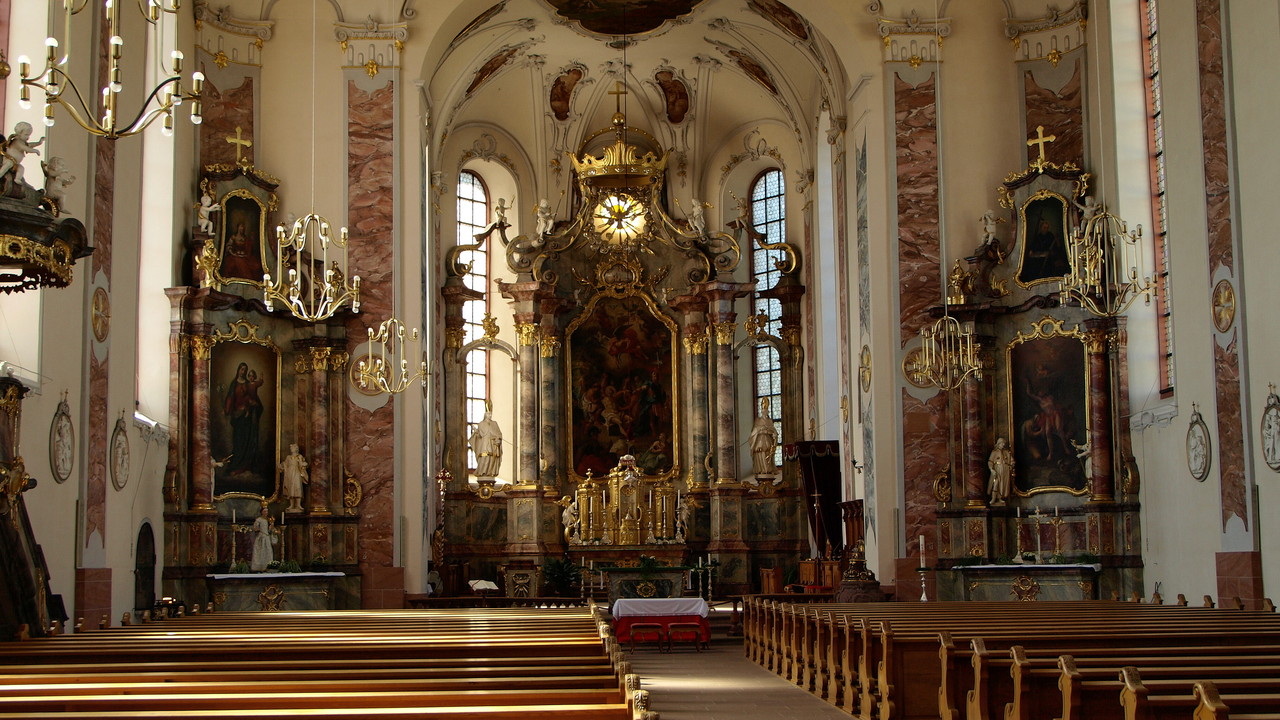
[194,239,223,291]
[0,385,21,418]
[91,286,111,342]
[1212,279,1236,333]
[213,51,230,69]
[540,331,561,358]
[184,335,214,360]
[213,319,278,349]
[257,585,285,611]
[780,326,801,348]
[364,59,380,78]
[713,321,735,345]
[908,55,923,69]
[1078,580,1094,596]
[0,234,80,291]
[1084,331,1109,355]
[743,312,770,340]
[932,468,952,503]
[0,456,32,507]
[859,345,872,392]
[1046,49,1062,67]
[343,470,363,514]
[634,581,658,598]
[445,327,467,349]
[212,591,227,608]
[516,322,538,347]
[1011,575,1041,601]
[683,335,708,355]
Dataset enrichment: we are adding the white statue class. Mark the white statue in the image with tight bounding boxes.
[980,209,1000,244]
[1071,439,1092,480]
[249,506,276,572]
[559,496,580,544]
[494,197,509,225]
[0,122,45,190]
[749,398,779,476]
[988,437,1013,505]
[689,198,707,236]
[470,411,503,478]
[196,191,220,234]
[280,443,309,512]
[677,495,700,537]
[534,198,554,236]
[40,157,75,204]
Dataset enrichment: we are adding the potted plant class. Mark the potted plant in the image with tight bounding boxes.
[541,557,581,597]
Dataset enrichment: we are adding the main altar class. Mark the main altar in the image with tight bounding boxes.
[432,105,817,596]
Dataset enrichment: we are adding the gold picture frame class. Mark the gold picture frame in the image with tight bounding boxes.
[1006,317,1090,497]
[1015,189,1073,288]
[209,319,282,503]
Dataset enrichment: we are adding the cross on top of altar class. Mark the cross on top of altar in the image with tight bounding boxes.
[226,127,253,166]
[1027,125,1057,170]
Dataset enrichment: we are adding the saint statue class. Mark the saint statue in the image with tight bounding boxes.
[988,437,1013,504]
[559,496,580,544]
[280,443,309,512]
[249,506,276,572]
[689,198,707,236]
[749,398,779,476]
[470,411,503,478]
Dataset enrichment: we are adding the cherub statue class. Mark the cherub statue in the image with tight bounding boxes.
[0,122,45,195]
[494,197,509,225]
[534,198,554,236]
[40,157,75,205]
[688,198,707,236]
[196,191,220,234]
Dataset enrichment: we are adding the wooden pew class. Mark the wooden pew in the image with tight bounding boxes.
[0,608,655,720]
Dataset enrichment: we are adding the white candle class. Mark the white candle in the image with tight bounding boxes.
[1017,507,1021,518]
[280,512,284,526]
[1055,506,1060,517]
[919,534,926,568]
[232,508,236,524]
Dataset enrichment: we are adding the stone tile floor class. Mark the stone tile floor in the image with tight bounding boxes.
[625,635,852,720]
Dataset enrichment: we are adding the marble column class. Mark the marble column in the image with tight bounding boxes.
[1085,321,1115,503]
[762,274,806,489]
[441,281,481,492]
[963,371,986,508]
[671,295,710,490]
[188,334,215,511]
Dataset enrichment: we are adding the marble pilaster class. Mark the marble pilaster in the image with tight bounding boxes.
[962,373,985,507]
[671,295,710,490]
[441,282,482,491]
[1085,321,1115,502]
[1195,0,1249,531]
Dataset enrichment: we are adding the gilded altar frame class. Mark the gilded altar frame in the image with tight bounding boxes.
[1005,316,1091,497]
[564,280,681,486]
[1015,188,1072,289]
[209,319,283,502]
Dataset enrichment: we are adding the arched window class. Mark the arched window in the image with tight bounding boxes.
[1140,0,1174,397]
[750,169,785,463]
[457,170,490,469]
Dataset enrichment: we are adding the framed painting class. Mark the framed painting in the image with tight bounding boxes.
[210,321,281,500]
[1016,189,1072,286]
[566,292,678,480]
[1006,317,1090,496]
[217,190,269,285]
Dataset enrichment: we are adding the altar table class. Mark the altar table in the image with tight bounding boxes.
[612,597,711,645]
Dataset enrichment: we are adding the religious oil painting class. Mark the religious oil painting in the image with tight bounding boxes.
[218,191,268,285]
[1016,191,1071,286]
[567,294,676,479]
[210,340,280,499]
[1007,325,1089,495]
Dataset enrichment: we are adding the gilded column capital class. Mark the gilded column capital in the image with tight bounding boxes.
[712,321,736,345]
[540,331,561,358]
[186,334,215,360]
[329,351,350,371]
[1084,331,1110,355]
[683,335,708,355]
[780,326,801,348]
[516,322,539,347]
[444,327,467,349]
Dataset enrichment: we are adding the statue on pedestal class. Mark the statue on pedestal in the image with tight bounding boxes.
[749,398,779,476]
[470,411,503,478]
[280,444,309,512]
[988,437,1013,505]
[249,506,276,572]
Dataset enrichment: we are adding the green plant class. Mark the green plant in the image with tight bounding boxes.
[278,560,302,573]
[1076,552,1101,564]
[230,561,250,574]
[541,557,581,597]
[637,554,662,579]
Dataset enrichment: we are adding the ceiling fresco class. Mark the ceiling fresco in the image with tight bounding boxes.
[540,0,707,35]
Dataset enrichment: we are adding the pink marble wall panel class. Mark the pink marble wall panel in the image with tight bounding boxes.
[1215,551,1264,610]
[85,134,115,549]
[1024,61,1083,168]
[894,72,940,346]
[345,79,397,574]
[895,71,946,562]
[1196,0,1246,530]
[74,568,112,628]
[198,73,255,169]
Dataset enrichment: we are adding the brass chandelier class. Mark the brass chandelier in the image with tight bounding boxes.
[356,317,426,395]
[262,214,361,322]
[1059,206,1154,317]
[18,0,204,139]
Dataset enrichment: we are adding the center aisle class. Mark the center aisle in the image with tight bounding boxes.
[626,635,852,720]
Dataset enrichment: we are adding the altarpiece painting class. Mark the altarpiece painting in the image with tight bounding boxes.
[1007,320,1089,495]
[210,330,280,499]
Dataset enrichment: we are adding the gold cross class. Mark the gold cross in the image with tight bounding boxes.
[608,81,627,114]
[1026,125,1056,165]
[225,126,253,165]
